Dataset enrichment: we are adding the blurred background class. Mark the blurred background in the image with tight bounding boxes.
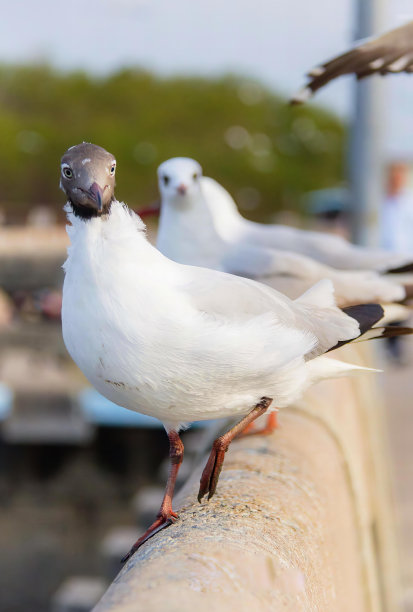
[1,0,413,610]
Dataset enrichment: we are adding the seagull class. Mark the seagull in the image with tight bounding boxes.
[291,20,413,104]
[198,175,413,275]
[60,143,412,563]
[146,159,413,275]
[155,157,409,305]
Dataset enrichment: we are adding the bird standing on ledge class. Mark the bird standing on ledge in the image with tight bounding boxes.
[154,157,410,305]
[60,143,412,563]
[140,159,413,275]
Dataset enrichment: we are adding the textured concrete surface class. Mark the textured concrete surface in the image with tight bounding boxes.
[94,346,396,612]
[94,411,365,612]
[383,340,413,612]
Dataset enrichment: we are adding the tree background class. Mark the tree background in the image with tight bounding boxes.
[0,64,346,222]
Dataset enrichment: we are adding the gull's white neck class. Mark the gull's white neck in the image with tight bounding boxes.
[199,177,248,242]
[157,188,225,268]
[64,200,163,276]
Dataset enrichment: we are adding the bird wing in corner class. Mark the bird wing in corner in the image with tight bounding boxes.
[291,20,413,104]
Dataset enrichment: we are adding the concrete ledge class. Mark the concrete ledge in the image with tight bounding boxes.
[93,345,399,612]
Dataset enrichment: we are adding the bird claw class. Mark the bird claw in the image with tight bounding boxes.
[198,445,226,502]
[198,399,273,502]
[121,513,176,563]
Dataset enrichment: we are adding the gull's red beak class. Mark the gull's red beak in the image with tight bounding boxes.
[177,184,187,196]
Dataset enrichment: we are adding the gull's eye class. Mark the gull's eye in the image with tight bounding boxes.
[62,166,73,179]
[110,162,116,175]
[193,173,198,180]
[163,175,170,185]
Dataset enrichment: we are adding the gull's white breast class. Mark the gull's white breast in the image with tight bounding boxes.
[62,203,315,430]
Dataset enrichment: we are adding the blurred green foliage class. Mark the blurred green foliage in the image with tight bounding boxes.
[0,64,346,221]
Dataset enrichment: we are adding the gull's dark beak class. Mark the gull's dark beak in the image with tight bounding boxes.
[89,182,104,212]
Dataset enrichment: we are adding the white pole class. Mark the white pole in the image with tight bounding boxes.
[349,0,386,246]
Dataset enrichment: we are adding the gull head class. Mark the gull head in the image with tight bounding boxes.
[60,142,117,219]
[157,157,202,207]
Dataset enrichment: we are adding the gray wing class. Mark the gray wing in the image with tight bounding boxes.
[291,21,413,103]
[221,243,331,283]
[175,264,360,358]
[177,262,297,323]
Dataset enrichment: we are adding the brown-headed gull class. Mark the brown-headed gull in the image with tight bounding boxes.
[60,143,412,563]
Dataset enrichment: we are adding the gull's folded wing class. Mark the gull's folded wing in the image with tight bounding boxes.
[178,266,359,357]
[178,262,297,322]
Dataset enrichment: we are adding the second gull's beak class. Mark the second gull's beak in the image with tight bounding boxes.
[177,184,187,196]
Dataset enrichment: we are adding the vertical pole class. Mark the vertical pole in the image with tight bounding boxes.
[349,0,386,246]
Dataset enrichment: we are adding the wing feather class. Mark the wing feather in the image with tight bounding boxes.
[291,21,413,103]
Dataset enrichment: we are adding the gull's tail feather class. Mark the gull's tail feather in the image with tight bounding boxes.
[328,303,413,352]
[294,281,413,358]
[306,355,380,385]
[295,279,360,358]
[387,262,413,274]
[378,303,411,325]
[350,325,413,343]
[342,304,385,335]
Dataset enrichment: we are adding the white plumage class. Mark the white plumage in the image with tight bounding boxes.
[63,200,365,432]
[156,158,407,305]
[199,172,413,274]
[60,142,398,561]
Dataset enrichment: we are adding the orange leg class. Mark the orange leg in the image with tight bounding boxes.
[121,430,184,563]
[238,410,279,437]
[198,397,273,502]
[263,411,279,433]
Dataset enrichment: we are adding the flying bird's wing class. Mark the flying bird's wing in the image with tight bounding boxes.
[291,20,413,104]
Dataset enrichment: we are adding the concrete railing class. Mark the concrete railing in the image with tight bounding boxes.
[93,344,400,612]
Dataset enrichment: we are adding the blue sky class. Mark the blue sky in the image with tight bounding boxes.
[2,0,413,156]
